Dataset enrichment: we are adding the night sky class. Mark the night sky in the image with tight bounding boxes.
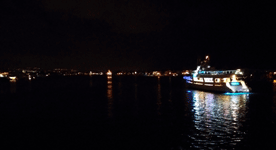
[1,0,275,71]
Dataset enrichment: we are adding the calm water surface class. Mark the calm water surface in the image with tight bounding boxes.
[0,76,276,149]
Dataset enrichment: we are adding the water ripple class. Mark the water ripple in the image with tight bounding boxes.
[186,90,249,149]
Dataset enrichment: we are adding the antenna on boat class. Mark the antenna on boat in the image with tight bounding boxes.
[199,55,211,70]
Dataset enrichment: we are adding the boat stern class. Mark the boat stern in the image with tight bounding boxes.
[226,81,250,93]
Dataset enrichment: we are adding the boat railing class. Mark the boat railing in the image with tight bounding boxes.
[197,70,237,75]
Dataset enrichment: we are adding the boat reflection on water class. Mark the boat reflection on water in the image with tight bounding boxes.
[187,90,249,149]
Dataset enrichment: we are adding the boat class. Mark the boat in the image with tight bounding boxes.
[183,56,250,93]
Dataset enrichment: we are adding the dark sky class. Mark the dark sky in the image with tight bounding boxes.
[1,0,275,71]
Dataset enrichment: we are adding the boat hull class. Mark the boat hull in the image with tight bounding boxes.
[187,83,232,93]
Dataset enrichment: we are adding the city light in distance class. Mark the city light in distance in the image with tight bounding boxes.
[9,76,16,80]
[106,70,112,76]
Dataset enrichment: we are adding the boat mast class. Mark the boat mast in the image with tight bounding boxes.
[200,55,210,71]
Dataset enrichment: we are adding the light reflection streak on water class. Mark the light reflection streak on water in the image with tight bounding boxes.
[168,77,172,102]
[134,82,138,115]
[157,77,162,115]
[10,82,16,94]
[187,90,248,149]
[89,79,93,87]
[107,76,113,118]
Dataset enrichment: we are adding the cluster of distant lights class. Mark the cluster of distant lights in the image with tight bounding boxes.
[1,70,190,81]
[3,67,276,84]
[2,70,187,82]
[115,71,189,76]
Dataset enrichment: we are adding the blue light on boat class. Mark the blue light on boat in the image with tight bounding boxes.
[225,92,250,95]
[183,76,192,80]
[230,82,241,86]
[187,90,191,93]
[198,71,205,74]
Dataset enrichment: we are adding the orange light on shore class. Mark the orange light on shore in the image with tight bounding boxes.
[152,71,161,77]
[182,70,189,75]
[9,76,16,80]
[9,76,17,82]
[0,72,9,77]
[273,80,276,83]
[106,70,112,76]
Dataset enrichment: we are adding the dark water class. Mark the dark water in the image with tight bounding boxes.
[1,76,276,149]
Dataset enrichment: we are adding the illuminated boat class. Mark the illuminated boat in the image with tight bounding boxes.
[183,56,250,93]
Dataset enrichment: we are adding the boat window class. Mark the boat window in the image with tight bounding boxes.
[223,78,228,82]
[204,78,213,83]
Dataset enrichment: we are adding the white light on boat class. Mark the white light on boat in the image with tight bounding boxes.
[232,75,237,82]
[223,78,229,82]
[9,76,16,80]
[193,66,201,77]
[235,69,243,75]
[194,77,203,82]
[204,78,213,83]
[194,82,203,85]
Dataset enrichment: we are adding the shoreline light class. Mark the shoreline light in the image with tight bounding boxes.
[106,70,112,76]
